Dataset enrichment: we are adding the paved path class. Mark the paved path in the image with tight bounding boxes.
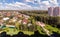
[41,26,50,36]
[36,21,51,36]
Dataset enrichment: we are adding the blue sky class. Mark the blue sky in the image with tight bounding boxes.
[0,0,60,10]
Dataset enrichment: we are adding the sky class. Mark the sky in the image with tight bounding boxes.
[0,0,60,10]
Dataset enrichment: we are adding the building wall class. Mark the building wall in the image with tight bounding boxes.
[59,7,60,16]
[53,7,60,16]
[48,7,60,16]
[53,7,58,16]
[48,7,54,16]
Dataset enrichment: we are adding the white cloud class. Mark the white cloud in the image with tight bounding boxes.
[0,2,33,10]
[41,1,50,7]
[48,0,58,6]
[25,0,41,4]
[34,0,58,10]
[15,2,32,7]
[42,1,49,6]
[49,0,57,4]
[0,0,59,10]
[25,0,58,9]
[25,0,34,2]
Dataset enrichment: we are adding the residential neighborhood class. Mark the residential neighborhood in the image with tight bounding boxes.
[0,0,60,37]
[0,10,30,27]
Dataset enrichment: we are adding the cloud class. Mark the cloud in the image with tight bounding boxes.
[24,0,58,10]
[15,2,32,7]
[41,1,50,7]
[0,0,59,10]
[42,1,49,5]
[39,1,50,10]
[25,0,34,2]
[25,0,41,4]
[49,0,57,4]
[0,2,33,10]
[48,0,58,6]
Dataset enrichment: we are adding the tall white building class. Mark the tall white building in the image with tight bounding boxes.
[48,7,60,16]
[53,7,60,16]
[48,7,54,16]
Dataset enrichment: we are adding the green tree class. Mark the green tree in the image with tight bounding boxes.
[15,22,20,30]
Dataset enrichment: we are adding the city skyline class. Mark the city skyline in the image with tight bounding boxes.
[0,0,60,10]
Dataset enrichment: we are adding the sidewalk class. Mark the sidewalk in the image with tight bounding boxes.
[36,21,51,36]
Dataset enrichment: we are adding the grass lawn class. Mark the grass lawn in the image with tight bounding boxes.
[0,27,34,36]
[0,24,59,36]
[44,24,60,34]
[0,25,46,36]
[37,26,46,35]
[22,31,34,35]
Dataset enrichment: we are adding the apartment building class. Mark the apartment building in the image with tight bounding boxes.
[48,7,54,16]
[53,7,60,16]
[48,7,60,16]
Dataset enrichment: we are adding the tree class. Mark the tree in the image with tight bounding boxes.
[15,22,20,30]
[31,17,37,31]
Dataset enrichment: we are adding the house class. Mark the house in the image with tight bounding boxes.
[22,19,28,24]
[3,17,10,21]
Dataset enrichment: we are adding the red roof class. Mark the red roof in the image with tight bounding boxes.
[22,19,28,24]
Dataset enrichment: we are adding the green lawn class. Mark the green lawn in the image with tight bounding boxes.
[37,26,46,35]
[0,25,46,35]
[44,24,60,34]
[22,31,34,35]
[0,24,60,36]
[0,27,34,36]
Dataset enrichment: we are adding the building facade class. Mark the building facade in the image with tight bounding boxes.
[48,7,54,16]
[48,7,60,16]
[53,7,60,16]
